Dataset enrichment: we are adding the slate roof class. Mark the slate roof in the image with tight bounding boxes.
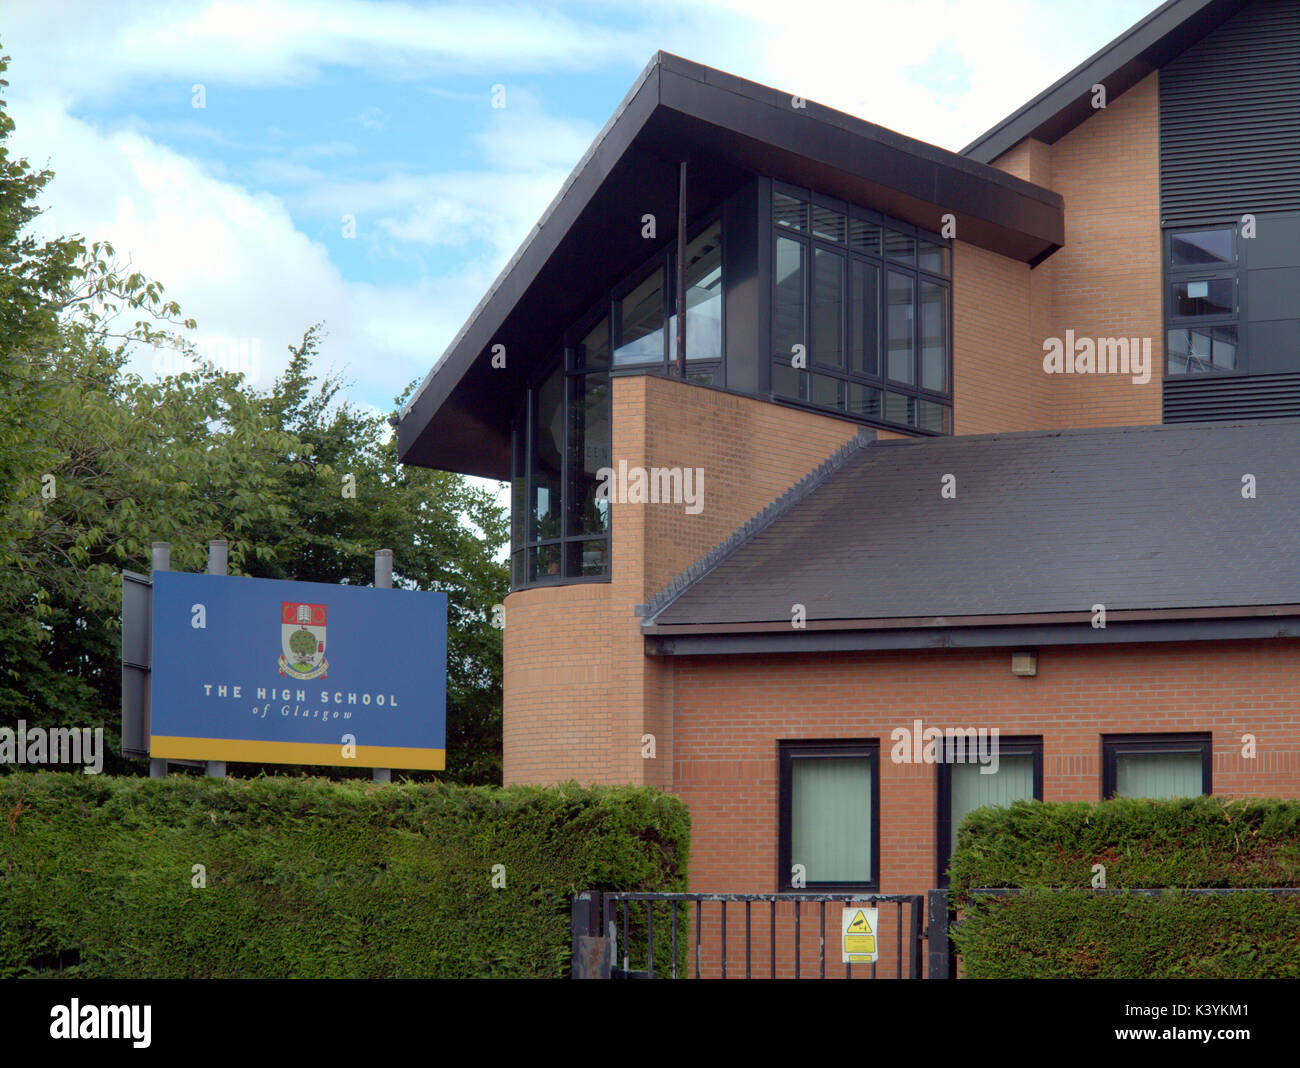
[644,419,1300,630]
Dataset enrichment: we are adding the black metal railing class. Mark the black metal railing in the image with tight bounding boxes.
[572,892,925,979]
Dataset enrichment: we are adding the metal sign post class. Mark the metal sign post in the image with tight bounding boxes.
[205,539,228,779]
[372,549,393,784]
[148,542,170,779]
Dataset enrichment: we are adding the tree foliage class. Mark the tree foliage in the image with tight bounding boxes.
[0,49,507,783]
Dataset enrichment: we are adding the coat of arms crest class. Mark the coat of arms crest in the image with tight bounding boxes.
[278,602,328,679]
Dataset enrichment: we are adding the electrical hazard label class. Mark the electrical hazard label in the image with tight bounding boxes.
[841,905,879,964]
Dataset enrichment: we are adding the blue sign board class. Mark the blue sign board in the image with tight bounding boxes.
[150,572,447,770]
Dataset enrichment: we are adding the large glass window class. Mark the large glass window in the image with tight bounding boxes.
[512,338,612,589]
[1165,226,1239,377]
[508,212,724,589]
[1103,733,1211,799]
[779,740,879,890]
[771,184,950,433]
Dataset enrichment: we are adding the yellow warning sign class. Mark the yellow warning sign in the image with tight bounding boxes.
[841,905,879,964]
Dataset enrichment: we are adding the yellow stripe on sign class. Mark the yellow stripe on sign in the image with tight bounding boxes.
[149,736,446,770]
[844,934,876,953]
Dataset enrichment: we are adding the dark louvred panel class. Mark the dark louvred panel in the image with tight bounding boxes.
[1164,372,1300,422]
[1159,0,1300,226]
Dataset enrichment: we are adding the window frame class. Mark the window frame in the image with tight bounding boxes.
[508,209,726,592]
[1163,224,1242,379]
[511,344,612,592]
[934,735,1042,889]
[1101,732,1213,800]
[777,738,881,892]
[769,180,952,435]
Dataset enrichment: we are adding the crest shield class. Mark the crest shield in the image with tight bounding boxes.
[278,601,328,679]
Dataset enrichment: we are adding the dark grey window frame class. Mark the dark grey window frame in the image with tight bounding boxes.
[1101,732,1213,800]
[769,180,953,435]
[1163,224,1242,379]
[608,212,727,382]
[508,211,724,592]
[777,738,881,893]
[510,346,612,591]
[934,735,1042,889]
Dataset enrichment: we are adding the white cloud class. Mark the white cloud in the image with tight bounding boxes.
[8,96,500,409]
[1,0,1164,434]
[4,0,653,104]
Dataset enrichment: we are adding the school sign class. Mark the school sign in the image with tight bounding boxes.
[147,571,447,770]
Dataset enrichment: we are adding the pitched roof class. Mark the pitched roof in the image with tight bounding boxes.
[396,52,1063,478]
[644,419,1300,639]
[962,0,1251,163]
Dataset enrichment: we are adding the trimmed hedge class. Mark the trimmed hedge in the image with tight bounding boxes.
[949,796,1300,978]
[0,772,690,978]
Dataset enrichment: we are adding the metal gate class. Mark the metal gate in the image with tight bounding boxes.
[571,892,928,979]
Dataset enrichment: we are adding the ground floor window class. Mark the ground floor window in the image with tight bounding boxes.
[935,735,1042,887]
[1102,733,1212,800]
[778,740,878,891]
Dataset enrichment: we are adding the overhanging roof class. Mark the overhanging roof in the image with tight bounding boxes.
[962,0,1251,163]
[642,419,1300,653]
[397,52,1064,478]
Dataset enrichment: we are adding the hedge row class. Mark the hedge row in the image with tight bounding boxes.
[0,772,690,978]
[949,796,1300,978]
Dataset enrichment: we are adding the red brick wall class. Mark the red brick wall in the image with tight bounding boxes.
[502,375,862,788]
[668,637,1300,976]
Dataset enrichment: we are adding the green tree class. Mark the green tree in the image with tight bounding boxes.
[0,46,507,783]
[241,326,508,784]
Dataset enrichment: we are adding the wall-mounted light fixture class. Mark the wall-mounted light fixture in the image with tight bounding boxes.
[1011,649,1038,677]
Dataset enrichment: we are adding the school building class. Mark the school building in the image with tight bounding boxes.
[397,0,1300,975]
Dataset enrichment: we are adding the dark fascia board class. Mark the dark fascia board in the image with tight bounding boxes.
[645,610,1300,657]
[397,51,1063,477]
[396,55,664,478]
[652,53,1063,258]
[962,0,1250,163]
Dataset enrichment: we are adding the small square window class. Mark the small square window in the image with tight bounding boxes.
[812,205,846,243]
[1102,733,1211,800]
[779,741,879,890]
[1172,277,1233,317]
[850,217,882,255]
[917,399,951,433]
[1170,229,1233,268]
[885,229,915,264]
[772,357,804,401]
[848,383,881,419]
[774,192,807,231]
[810,374,845,411]
[884,390,916,427]
[918,240,950,276]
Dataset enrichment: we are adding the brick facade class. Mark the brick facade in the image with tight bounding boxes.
[498,61,1293,978]
[668,638,1300,976]
[956,70,1165,436]
[502,375,860,787]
